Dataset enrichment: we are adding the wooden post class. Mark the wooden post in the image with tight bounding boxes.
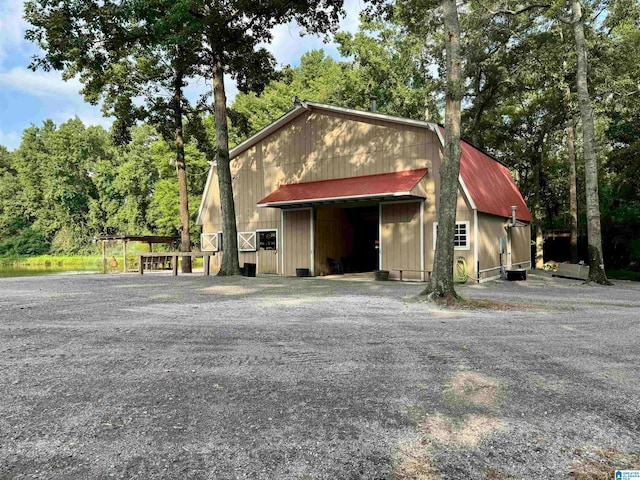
[102,240,106,274]
[123,240,128,273]
[138,254,144,275]
[172,255,178,276]
[204,254,210,276]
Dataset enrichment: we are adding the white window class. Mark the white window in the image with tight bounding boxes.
[433,221,470,250]
[201,232,219,252]
[238,231,257,252]
[257,229,277,250]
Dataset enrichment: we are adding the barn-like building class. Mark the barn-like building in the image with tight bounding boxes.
[196,102,532,282]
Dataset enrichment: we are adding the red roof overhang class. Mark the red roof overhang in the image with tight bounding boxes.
[257,168,428,208]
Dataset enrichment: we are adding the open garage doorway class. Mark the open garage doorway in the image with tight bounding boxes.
[314,205,379,275]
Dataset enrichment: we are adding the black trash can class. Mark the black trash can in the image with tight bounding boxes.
[296,268,311,277]
[506,269,526,281]
[243,263,256,277]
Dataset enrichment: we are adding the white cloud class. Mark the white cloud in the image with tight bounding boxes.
[54,106,113,130]
[339,0,365,35]
[262,0,364,68]
[0,0,27,64]
[0,67,84,98]
[0,128,22,151]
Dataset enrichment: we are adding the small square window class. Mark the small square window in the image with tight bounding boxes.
[257,230,277,250]
[433,221,470,250]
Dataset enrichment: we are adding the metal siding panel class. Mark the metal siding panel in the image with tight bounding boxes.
[381,203,421,280]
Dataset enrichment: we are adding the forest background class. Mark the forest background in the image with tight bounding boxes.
[0,3,638,274]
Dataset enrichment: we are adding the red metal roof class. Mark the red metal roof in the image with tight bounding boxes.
[459,140,533,222]
[257,168,428,207]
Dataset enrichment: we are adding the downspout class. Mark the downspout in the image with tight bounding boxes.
[474,209,479,282]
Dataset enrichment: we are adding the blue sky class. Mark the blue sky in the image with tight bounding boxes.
[0,0,363,151]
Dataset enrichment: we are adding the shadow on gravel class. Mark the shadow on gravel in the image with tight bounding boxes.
[0,272,639,479]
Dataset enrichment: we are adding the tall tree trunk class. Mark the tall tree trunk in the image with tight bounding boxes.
[212,55,241,276]
[566,122,579,263]
[421,0,462,300]
[173,69,192,273]
[570,0,610,284]
[561,31,580,264]
[533,148,544,269]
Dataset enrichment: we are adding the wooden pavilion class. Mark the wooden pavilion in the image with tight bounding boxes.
[93,235,179,273]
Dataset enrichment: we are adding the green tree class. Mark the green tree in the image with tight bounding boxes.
[567,0,611,284]
[387,0,464,300]
[336,20,440,120]
[187,0,349,276]
[231,50,349,137]
[0,146,19,240]
[25,0,202,271]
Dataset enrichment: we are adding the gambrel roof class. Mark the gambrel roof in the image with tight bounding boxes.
[197,101,531,224]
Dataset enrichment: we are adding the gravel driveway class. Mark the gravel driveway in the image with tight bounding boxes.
[0,272,638,479]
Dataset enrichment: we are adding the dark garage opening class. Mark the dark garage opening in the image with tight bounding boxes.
[344,205,379,273]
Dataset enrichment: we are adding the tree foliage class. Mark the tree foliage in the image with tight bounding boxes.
[2,0,638,278]
[0,120,208,256]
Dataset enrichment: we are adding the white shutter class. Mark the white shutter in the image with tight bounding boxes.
[238,231,257,252]
[201,233,219,252]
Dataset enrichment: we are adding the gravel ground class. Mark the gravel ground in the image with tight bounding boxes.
[0,271,638,479]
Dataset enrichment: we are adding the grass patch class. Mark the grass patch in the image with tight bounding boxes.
[567,447,640,479]
[0,255,103,277]
[454,298,541,311]
[607,269,640,282]
[419,413,502,447]
[442,370,505,410]
[0,254,204,277]
[391,438,440,480]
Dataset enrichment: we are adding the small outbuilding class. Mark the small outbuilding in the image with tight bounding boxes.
[196,102,532,282]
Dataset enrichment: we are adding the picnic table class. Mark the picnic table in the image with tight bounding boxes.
[138,252,215,276]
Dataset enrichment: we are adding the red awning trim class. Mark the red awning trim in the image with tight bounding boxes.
[257,168,428,208]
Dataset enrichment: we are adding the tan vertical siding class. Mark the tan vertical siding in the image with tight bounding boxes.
[511,224,531,267]
[313,207,354,275]
[257,249,278,274]
[381,202,422,280]
[283,209,311,276]
[423,188,475,281]
[477,213,506,281]
[476,213,531,280]
[200,108,532,283]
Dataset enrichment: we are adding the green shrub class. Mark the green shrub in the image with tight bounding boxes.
[0,228,50,257]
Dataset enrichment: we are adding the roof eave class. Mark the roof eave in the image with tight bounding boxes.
[257,191,420,208]
[230,101,443,161]
[229,103,310,160]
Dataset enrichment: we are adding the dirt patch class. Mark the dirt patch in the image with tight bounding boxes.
[202,285,257,296]
[426,295,542,311]
[444,370,502,410]
[567,447,640,479]
[392,438,441,480]
[420,414,502,447]
[483,466,516,479]
[457,298,543,310]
